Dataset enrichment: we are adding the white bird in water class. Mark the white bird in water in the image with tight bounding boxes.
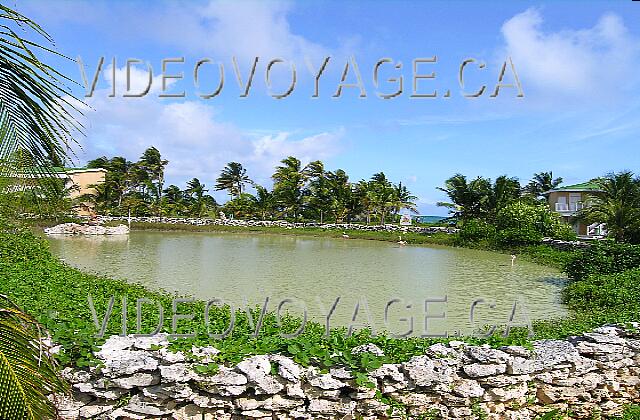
[398,235,407,246]
[342,232,350,239]
[511,254,517,267]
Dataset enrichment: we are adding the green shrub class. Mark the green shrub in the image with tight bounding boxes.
[564,268,640,316]
[496,226,543,246]
[458,218,496,243]
[494,201,572,246]
[551,222,577,241]
[565,242,640,282]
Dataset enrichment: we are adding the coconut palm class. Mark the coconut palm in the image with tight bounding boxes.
[523,171,563,199]
[215,162,251,198]
[0,6,82,417]
[389,182,418,218]
[0,294,68,419]
[0,4,83,190]
[272,156,309,220]
[437,174,519,221]
[579,171,640,243]
[326,169,352,223]
[138,147,168,205]
[253,185,275,220]
[185,178,212,216]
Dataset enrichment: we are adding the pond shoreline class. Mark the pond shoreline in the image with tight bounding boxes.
[7,218,640,417]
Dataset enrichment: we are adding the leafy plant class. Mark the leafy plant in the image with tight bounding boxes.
[0,4,82,193]
[0,294,68,419]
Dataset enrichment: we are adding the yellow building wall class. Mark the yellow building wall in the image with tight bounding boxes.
[66,170,106,198]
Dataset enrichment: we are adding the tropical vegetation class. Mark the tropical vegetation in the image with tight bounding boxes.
[438,171,577,246]
[0,3,81,418]
[577,171,640,244]
[58,149,419,224]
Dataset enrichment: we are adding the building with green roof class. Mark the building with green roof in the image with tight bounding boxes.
[547,181,606,238]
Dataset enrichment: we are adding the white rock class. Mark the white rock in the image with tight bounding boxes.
[132,334,169,350]
[466,346,512,364]
[351,343,385,356]
[111,372,159,389]
[402,356,457,386]
[160,363,197,382]
[191,345,220,363]
[306,367,347,390]
[452,379,484,398]
[270,354,303,382]
[462,363,507,378]
[237,355,284,394]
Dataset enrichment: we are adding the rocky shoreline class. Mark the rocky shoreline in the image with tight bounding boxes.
[89,216,592,250]
[44,223,130,235]
[91,215,457,235]
[56,324,640,419]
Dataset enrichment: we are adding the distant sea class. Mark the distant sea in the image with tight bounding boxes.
[412,215,448,224]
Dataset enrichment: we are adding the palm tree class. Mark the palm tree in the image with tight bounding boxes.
[0,7,82,416]
[579,171,640,243]
[523,171,563,199]
[355,180,375,224]
[272,156,308,220]
[0,294,68,419]
[437,174,519,221]
[215,162,250,198]
[138,147,168,205]
[253,185,275,220]
[185,178,209,216]
[368,172,395,225]
[389,182,418,218]
[488,175,521,220]
[326,169,352,223]
[0,5,83,191]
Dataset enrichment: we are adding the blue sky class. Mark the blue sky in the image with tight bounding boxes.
[18,1,640,214]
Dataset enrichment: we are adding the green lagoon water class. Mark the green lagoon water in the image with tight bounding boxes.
[46,231,567,336]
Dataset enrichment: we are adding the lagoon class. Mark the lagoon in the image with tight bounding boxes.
[46,231,567,336]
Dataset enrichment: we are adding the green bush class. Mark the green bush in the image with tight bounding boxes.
[494,201,573,246]
[458,218,496,243]
[551,222,577,241]
[496,226,543,246]
[564,268,640,314]
[565,242,640,282]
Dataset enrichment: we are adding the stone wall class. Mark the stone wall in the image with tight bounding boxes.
[93,215,457,235]
[541,238,592,251]
[56,324,640,419]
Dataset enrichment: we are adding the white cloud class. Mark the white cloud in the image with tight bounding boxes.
[72,66,343,191]
[21,0,331,65]
[501,8,638,96]
[196,1,329,62]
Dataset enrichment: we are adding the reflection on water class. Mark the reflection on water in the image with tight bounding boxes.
[46,231,567,336]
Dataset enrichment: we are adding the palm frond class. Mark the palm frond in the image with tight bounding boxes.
[0,294,68,420]
[0,4,84,196]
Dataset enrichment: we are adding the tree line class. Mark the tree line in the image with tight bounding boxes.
[438,171,640,244]
[82,147,417,224]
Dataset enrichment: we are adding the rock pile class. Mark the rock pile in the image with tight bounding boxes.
[45,223,130,235]
[56,324,640,419]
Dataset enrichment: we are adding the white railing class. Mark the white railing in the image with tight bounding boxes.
[555,202,586,212]
[587,223,608,237]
